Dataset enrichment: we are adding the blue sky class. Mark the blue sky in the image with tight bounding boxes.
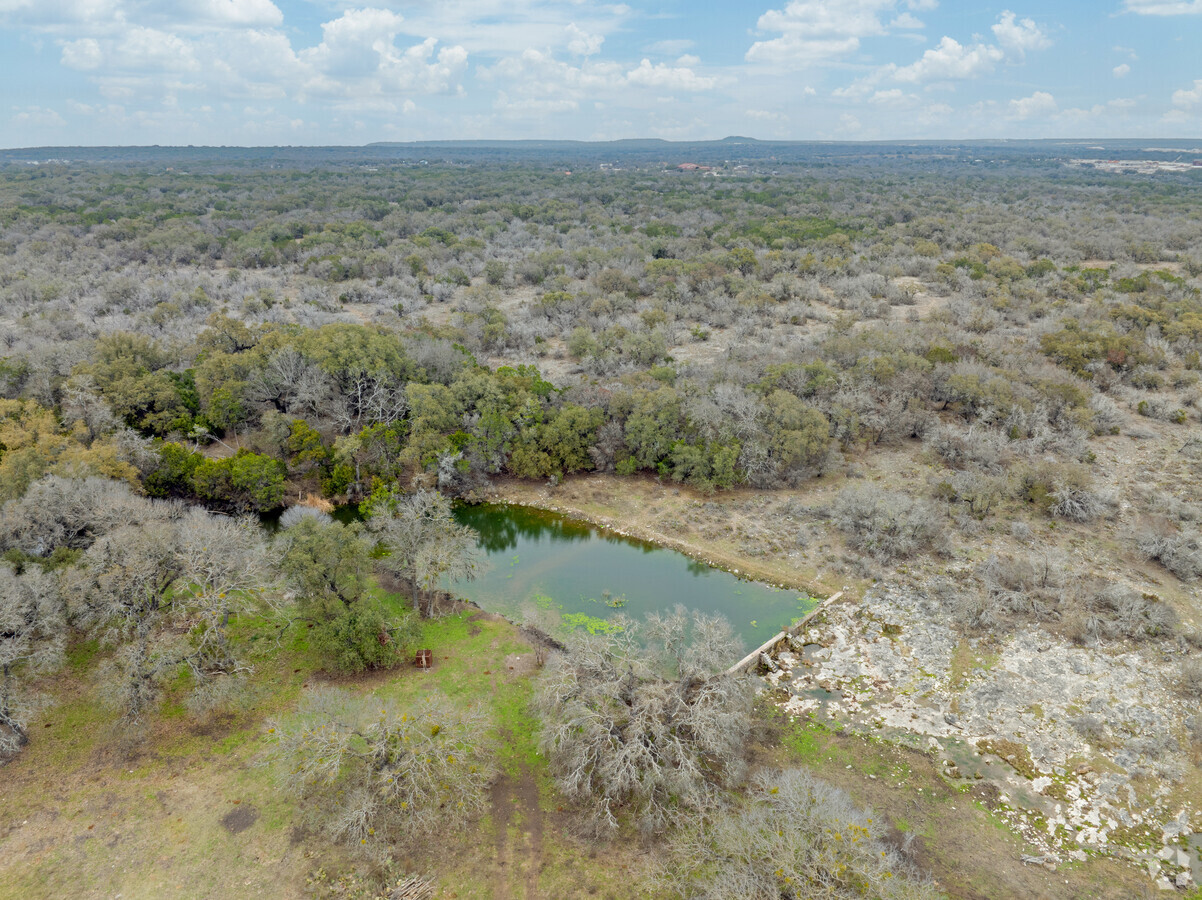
[2,0,1200,147]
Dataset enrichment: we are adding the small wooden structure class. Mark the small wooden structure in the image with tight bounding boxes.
[725,590,844,676]
[414,649,433,669]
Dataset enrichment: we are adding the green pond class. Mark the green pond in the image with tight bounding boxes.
[451,502,815,647]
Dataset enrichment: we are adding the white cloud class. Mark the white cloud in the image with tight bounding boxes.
[1173,79,1202,108]
[889,12,925,28]
[12,106,67,127]
[494,92,580,113]
[625,58,715,92]
[645,38,694,56]
[50,6,469,114]
[991,10,1050,55]
[1123,0,1202,13]
[1007,90,1057,119]
[0,0,116,25]
[302,9,408,78]
[297,11,468,101]
[115,26,201,72]
[869,88,918,106]
[479,48,716,124]
[184,0,283,28]
[746,0,907,66]
[1113,63,1130,77]
[566,23,603,56]
[61,36,102,69]
[396,0,632,57]
[838,112,862,132]
[854,10,1048,90]
[2,0,281,28]
[891,36,1004,82]
[1058,98,1137,123]
[486,49,624,94]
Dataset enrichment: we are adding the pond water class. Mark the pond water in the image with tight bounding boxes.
[451,502,815,647]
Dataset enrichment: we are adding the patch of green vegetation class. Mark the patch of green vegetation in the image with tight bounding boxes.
[977,738,1039,780]
[973,800,1013,834]
[561,612,624,634]
[65,638,101,672]
[782,718,834,764]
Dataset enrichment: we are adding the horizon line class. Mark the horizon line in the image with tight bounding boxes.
[4,136,1202,153]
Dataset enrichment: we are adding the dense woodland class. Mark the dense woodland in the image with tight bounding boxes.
[2,146,1201,898]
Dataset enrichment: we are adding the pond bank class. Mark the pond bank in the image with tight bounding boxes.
[469,473,853,600]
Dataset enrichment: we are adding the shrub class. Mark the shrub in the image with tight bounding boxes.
[1049,484,1108,523]
[1014,461,1102,519]
[978,553,1065,622]
[534,607,754,833]
[925,424,1006,473]
[1063,582,1178,643]
[831,485,945,563]
[1087,395,1123,435]
[1180,659,1202,701]
[270,689,495,846]
[1138,529,1202,581]
[658,768,939,900]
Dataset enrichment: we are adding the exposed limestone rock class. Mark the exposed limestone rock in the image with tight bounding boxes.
[763,586,1198,887]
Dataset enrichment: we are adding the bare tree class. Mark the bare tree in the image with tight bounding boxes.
[59,374,117,443]
[369,490,479,617]
[0,475,177,557]
[67,523,189,722]
[0,563,65,756]
[269,688,495,846]
[533,607,754,834]
[173,508,275,677]
[64,501,273,723]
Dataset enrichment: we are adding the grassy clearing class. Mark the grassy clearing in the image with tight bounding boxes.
[0,591,648,900]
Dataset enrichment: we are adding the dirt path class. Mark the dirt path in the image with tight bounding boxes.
[488,766,545,900]
[517,769,543,900]
[489,776,514,900]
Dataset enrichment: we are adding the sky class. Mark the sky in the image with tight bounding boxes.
[2,0,1201,147]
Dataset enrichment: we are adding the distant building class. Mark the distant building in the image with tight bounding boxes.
[675,163,713,172]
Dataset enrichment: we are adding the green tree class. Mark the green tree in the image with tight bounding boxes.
[145,442,203,498]
[191,450,286,513]
[276,517,414,672]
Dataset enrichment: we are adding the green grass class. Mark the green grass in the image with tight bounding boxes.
[781,717,834,763]
[64,637,100,672]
